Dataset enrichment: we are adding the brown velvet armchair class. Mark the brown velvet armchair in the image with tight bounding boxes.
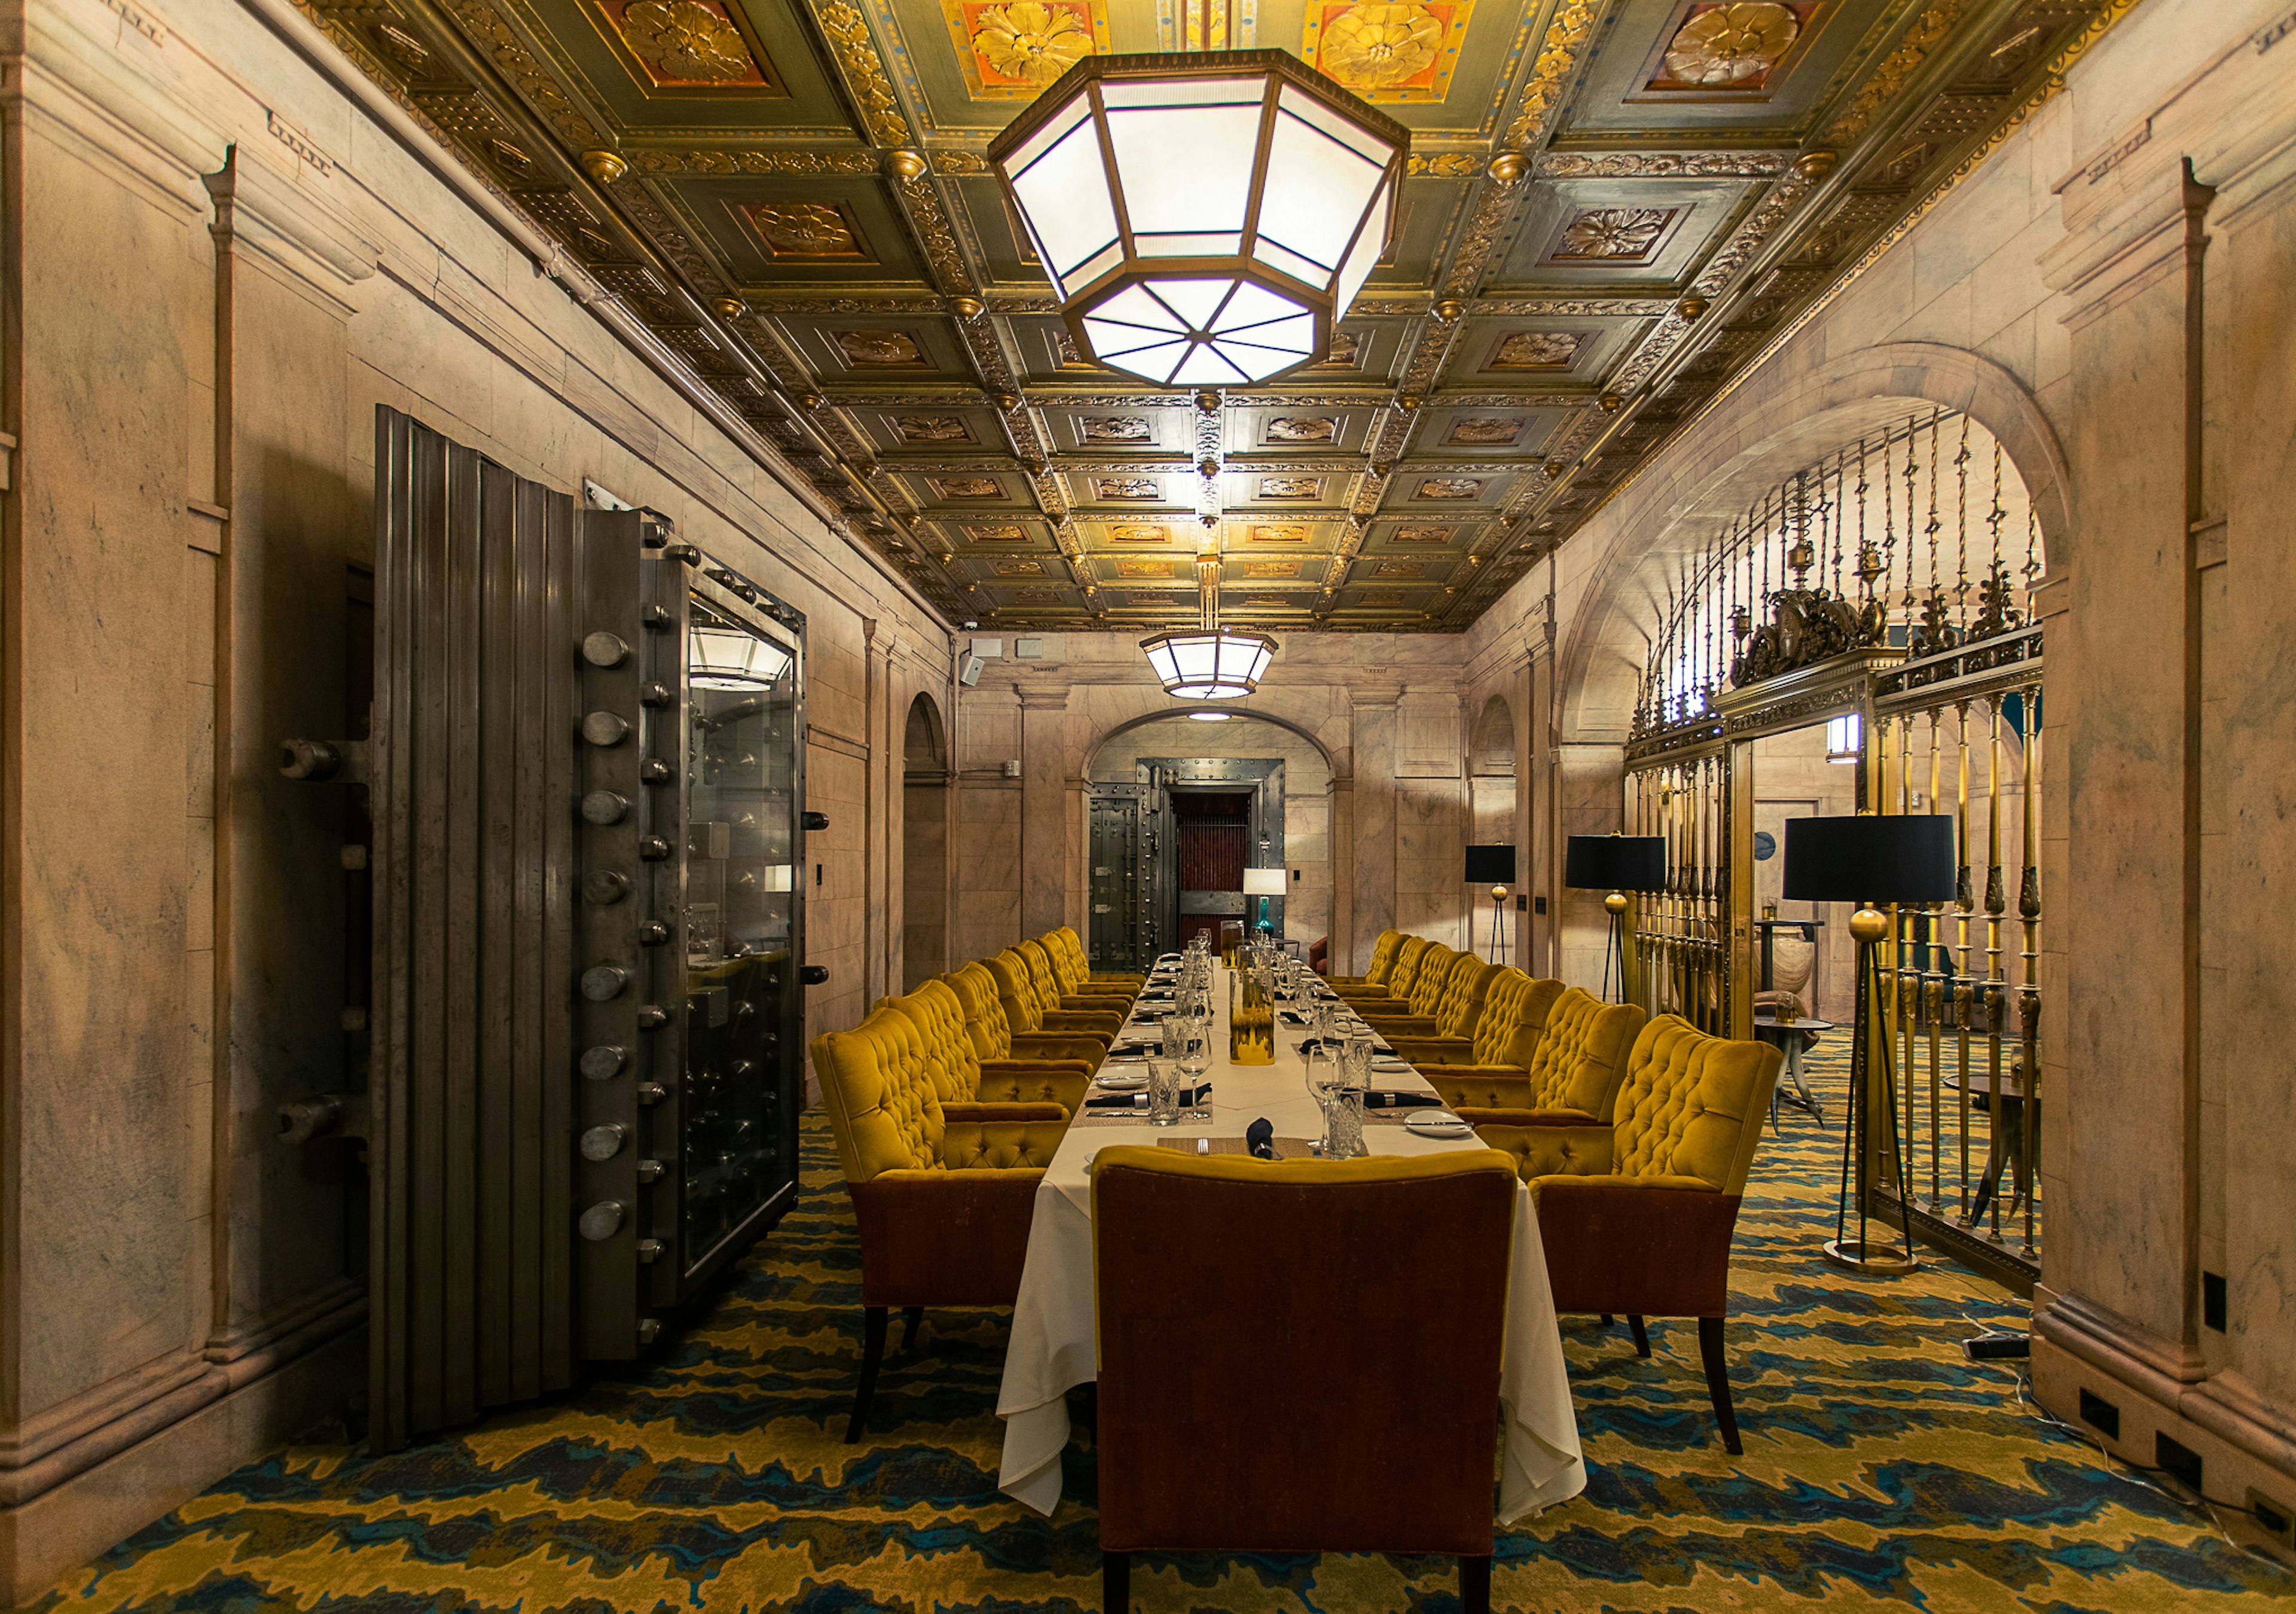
[1474,1014,1782,1452]
[812,1006,1067,1442]
[1091,1146,1520,1614]
[984,949,1122,1044]
[1042,925,1145,999]
[878,978,1094,1118]
[942,962,1111,1068]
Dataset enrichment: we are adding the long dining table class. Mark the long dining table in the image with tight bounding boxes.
[993,958,1587,1523]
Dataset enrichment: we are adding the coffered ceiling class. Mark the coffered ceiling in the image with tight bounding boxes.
[295,0,2128,631]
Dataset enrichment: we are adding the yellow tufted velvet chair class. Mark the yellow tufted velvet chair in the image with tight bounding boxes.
[1333,932,1427,1003]
[1324,928,1402,991]
[1360,950,1491,1036]
[1475,1014,1782,1453]
[1440,987,1645,1118]
[813,1005,1068,1442]
[878,979,1094,1118]
[1393,971,1565,1088]
[985,949,1123,1044]
[1020,936,1134,1015]
[1043,925,1146,998]
[943,962,1111,1067]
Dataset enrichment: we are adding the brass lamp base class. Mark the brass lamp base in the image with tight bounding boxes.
[1822,1237,1920,1276]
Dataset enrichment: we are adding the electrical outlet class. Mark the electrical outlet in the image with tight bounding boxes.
[2155,1433,2203,1496]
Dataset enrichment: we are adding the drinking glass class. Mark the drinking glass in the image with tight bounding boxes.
[1326,1086,1366,1160]
[1179,1014,1212,1121]
[1147,1059,1179,1127]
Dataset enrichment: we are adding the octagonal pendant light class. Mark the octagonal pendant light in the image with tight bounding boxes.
[988,50,1407,386]
[1141,554,1277,700]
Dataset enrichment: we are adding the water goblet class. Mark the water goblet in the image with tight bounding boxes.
[1179,1014,1213,1121]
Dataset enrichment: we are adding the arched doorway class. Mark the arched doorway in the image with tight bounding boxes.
[1083,711,1335,969]
[900,693,949,991]
[1468,694,1516,963]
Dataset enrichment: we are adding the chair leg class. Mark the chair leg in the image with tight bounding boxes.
[1699,1315,1742,1456]
[1102,1549,1129,1613]
[1460,1554,1491,1614]
[1627,1314,1650,1357]
[846,1307,888,1445]
[1598,1313,1614,1326]
[901,1305,924,1351]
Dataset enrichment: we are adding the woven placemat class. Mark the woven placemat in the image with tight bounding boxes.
[1155,1134,1319,1160]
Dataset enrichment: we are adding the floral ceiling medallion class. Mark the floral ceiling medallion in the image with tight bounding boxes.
[1265,416,1338,443]
[1489,330,1585,370]
[1303,0,1475,102]
[594,0,781,92]
[1652,2,1811,91]
[1551,208,1679,263]
[944,0,1109,98]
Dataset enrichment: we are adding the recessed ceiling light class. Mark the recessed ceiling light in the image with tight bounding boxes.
[1187,710,1233,722]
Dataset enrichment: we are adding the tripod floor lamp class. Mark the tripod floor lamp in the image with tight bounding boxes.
[1463,844,1515,963]
[1564,834,1666,1004]
[1782,812,1955,1276]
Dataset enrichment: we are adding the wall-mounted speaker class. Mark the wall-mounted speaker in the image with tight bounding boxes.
[958,653,985,686]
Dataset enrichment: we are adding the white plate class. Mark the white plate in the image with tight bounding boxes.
[1097,1070,1149,1091]
[1403,1109,1472,1137]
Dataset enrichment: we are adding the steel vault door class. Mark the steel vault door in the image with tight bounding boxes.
[365,407,807,1450]
[1086,784,1153,969]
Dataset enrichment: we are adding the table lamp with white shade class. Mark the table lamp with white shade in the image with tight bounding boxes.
[1242,865,1286,934]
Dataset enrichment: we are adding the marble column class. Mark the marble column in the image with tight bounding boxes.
[1018,686,1072,937]
[1348,687,1399,963]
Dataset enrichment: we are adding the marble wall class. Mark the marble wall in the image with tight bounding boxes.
[0,0,951,1597]
[1457,0,2296,1558]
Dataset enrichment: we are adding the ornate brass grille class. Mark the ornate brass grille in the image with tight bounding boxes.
[1624,408,2047,1286]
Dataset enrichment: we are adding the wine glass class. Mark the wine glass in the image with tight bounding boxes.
[1179,1014,1212,1121]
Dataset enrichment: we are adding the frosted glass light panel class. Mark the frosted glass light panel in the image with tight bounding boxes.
[681,594,800,1273]
[990,52,1407,385]
[1140,626,1278,698]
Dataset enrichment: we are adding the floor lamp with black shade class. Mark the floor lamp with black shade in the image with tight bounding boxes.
[1463,844,1515,963]
[1563,834,1666,1004]
[1782,812,1955,1276]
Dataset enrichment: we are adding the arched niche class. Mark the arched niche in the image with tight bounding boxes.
[900,692,950,990]
[1080,703,1345,781]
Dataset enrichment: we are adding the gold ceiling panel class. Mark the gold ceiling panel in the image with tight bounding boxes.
[303,0,2138,630]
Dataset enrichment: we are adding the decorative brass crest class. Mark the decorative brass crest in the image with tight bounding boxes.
[1257,477,1323,499]
[895,416,972,443]
[1265,416,1338,443]
[739,201,872,261]
[1413,477,1483,500]
[832,329,927,367]
[1079,415,1153,444]
[1095,478,1163,501]
[1488,331,1584,369]
[1246,524,1310,543]
[1445,417,1522,446]
[932,475,1005,499]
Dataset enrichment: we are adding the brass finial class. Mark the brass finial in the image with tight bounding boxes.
[579,149,627,185]
[886,149,929,182]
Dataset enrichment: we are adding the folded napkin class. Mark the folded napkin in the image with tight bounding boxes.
[1278,1011,1307,1026]
[1362,1089,1443,1110]
[1245,1116,1277,1160]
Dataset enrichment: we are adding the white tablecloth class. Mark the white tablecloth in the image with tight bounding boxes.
[994,969,1586,1523]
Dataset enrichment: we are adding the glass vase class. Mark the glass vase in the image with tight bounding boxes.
[1229,958,1275,1065]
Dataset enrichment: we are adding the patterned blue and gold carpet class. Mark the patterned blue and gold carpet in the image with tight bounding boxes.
[26,1050,2291,1612]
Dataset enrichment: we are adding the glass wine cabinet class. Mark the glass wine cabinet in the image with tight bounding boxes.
[331,408,817,1448]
